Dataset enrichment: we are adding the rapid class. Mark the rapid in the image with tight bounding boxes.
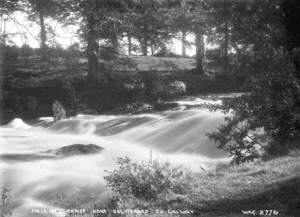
[0,96,229,217]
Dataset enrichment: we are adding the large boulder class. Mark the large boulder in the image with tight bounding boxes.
[54,144,104,156]
[166,80,186,96]
[147,80,187,100]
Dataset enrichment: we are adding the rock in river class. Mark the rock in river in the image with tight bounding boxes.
[54,144,104,156]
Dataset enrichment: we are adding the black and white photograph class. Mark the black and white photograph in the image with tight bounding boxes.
[0,0,300,216]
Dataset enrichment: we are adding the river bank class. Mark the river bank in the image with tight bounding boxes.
[1,56,242,124]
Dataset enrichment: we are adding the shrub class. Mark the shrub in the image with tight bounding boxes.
[104,157,194,212]
[140,71,164,101]
[122,77,146,102]
[2,45,19,60]
[0,187,12,217]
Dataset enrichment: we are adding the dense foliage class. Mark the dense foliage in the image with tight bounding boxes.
[208,0,300,164]
[209,55,300,164]
[104,157,194,211]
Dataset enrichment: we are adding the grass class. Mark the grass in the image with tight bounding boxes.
[190,150,300,216]
[111,56,196,73]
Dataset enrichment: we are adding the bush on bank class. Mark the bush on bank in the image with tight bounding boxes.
[104,157,194,213]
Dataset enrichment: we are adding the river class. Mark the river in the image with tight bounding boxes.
[0,96,230,217]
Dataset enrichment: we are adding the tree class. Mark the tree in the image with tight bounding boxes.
[0,0,20,15]
[27,0,61,58]
[208,0,300,164]
[167,0,195,57]
[195,33,204,73]
[0,0,21,46]
[61,0,128,82]
[190,0,208,74]
[207,0,233,70]
[166,0,208,72]
[83,0,99,83]
[282,0,300,74]
[125,0,171,56]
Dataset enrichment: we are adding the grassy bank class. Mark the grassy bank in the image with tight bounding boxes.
[102,151,300,217]
[190,151,300,216]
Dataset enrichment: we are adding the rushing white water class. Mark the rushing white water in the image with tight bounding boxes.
[0,98,229,217]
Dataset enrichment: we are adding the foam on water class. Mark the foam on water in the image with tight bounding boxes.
[7,118,32,130]
[0,101,229,217]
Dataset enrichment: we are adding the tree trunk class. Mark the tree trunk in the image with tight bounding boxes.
[143,45,148,56]
[195,33,204,74]
[140,39,148,56]
[39,9,47,59]
[111,33,119,54]
[87,16,98,83]
[0,16,6,46]
[223,4,229,71]
[128,35,132,55]
[182,31,187,57]
[224,20,229,57]
[151,44,154,56]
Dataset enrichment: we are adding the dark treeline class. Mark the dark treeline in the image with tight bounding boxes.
[3,0,291,79]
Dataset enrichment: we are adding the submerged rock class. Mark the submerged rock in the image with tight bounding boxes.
[0,153,57,162]
[1,144,104,162]
[124,102,153,114]
[54,144,103,156]
[154,102,179,111]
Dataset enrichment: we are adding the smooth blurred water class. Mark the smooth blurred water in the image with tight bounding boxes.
[0,97,229,217]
